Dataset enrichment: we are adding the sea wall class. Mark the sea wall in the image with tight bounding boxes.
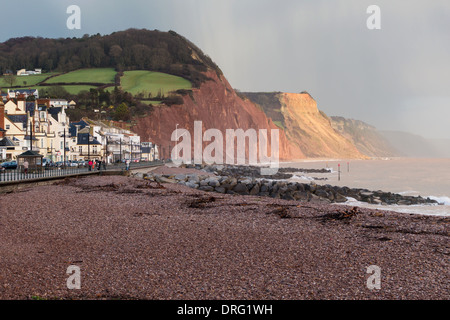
[135,164,438,206]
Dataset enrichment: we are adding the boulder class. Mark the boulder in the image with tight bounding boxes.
[249,183,260,195]
[233,183,249,195]
[198,186,214,192]
[156,177,177,184]
[215,187,226,194]
[186,181,199,189]
[208,179,221,187]
[334,193,348,203]
[174,174,187,181]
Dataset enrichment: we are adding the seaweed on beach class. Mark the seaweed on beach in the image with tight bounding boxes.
[135,181,166,190]
[186,195,217,209]
[319,207,361,222]
[269,206,292,219]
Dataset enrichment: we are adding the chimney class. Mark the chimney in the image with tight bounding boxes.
[17,94,26,113]
[0,100,5,138]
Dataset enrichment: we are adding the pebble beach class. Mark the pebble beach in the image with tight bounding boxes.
[0,166,448,300]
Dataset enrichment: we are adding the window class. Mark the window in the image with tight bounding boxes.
[5,125,10,130]
[79,146,82,154]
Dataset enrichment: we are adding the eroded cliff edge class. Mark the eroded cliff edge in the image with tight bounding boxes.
[132,71,305,161]
[241,92,367,159]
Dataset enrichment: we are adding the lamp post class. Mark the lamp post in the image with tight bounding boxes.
[59,128,67,168]
[130,139,132,162]
[119,138,122,163]
[29,117,33,152]
[87,129,90,161]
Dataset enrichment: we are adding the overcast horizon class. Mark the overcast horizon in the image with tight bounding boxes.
[1,0,449,139]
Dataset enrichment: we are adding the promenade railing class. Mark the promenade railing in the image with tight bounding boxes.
[0,160,166,183]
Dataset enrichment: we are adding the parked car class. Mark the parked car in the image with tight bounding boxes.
[1,161,18,170]
[42,158,56,168]
[67,160,78,167]
[54,161,64,167]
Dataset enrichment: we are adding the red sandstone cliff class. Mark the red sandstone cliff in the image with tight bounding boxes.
[132,71,304,161]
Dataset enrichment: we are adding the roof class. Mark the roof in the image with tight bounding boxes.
[48,107,63,121]
[69,120,89,137]
[77,133,101,146]
[7,115,27,126]
[26,102,35,115]
[0,137,15,147]
[17,150,43,158]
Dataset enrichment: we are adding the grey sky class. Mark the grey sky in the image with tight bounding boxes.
[1,0,449,139]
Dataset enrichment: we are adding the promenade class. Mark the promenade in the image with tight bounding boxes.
[0,161,165,186]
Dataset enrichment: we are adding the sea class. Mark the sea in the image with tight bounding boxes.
[280,158,450,217]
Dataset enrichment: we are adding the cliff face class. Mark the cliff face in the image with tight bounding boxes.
[330,117,401,157]
[278,93,365,158]
[132,71,304,161]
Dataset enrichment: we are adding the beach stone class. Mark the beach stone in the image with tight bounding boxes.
[208,179,221,187]
[282,193,295,201]
[187,174,200,182]
[198,186,214,192]
[133,172,144,179]
[214,187,226,194]
[186,181,199,189]
[293,191,308,201]
[371,197,383,205]
[270,191,281,199]
[157,177,177,184]
[229,178,238,188]
[361,192,374,198]
[220,183,233,191]
[315,189,329,199]
[174,174,187,181]
[334,193,348,203]
[233,183,249,195]
[240,178,253,185]
[249,184,260,196]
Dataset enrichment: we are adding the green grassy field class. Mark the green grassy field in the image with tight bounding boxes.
[5,69,192,98]
[45,68,116,84]
[0,73,57,87]
[120,70,191,97]
[15,85,97,95]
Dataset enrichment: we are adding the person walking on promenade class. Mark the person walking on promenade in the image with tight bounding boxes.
[126,159,130,171]
[23,160,29,175]
[88,159,92,171]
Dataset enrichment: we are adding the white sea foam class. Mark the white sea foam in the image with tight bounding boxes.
[342,197,450,217]
[428,196,450,206]
[292,174,314,181]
